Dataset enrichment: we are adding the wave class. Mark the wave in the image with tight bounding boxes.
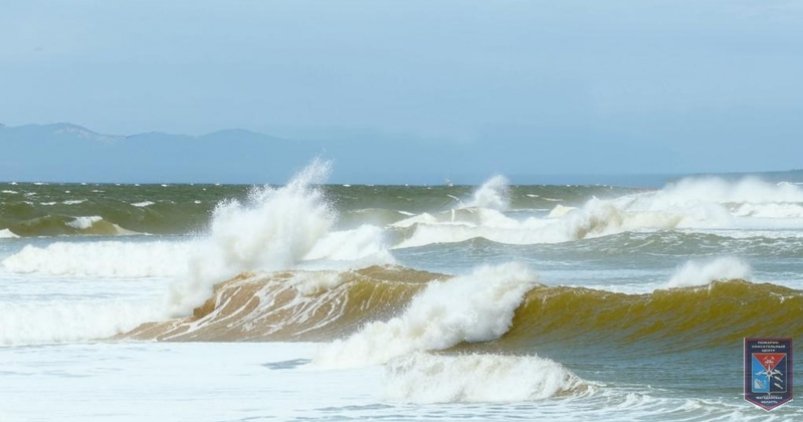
[121,263,803,356]
[122,266,439,342]
[393,176,803,248]
[0,299,166,346]
[314,262,536,368]
[384,352,587,403]
[466,175,510,211]
[1,161,393,280]
[2,241,190,277]
[0,194,214,237]
[664,256,752,288]
[0,214,139,237]
[0,228,19,238]
[167,160,345,315]
[497,279,802,353]
[3,176,803,246]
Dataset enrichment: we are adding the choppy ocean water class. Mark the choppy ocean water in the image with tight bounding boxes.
[2,164,802,420]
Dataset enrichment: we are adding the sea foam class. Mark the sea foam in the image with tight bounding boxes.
[313,262,537,368]
[168,160,337,315]
[0,228,19,239]
[2,241,190,277]
[664,256,752,289]
[384,352,585,403]
[394,176,803,248]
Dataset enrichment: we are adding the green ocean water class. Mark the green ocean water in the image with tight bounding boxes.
[0,182,639,236]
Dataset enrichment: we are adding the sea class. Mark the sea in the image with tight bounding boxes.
[1,161,802,421]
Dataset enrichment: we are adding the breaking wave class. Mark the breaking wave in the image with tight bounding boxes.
[394,176,803,248]
[3,176,803,248]
[0,300,166,346]
[2,241,190,277]
[664,256,752,289]
[121,264,803,354]
[384,352,587,403]
[0,214,138,237]
[466,175,510,211]
[0,228,18,238]
[167,160,336,315]
[314,262,536,368]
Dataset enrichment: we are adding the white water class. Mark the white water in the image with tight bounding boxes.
[664,256,753,289]
[0,342,783,421]
[385,352,585,403]
[66,216,104,230]
[396,176,803,248]
[2,241,190,277]
[168,160,337,314]
[5,176,802,278]
[314,262,537,368]
[0,299,165,346]
[466,174,510,210]
[2,175,803,347]
[2,172,803,419]
[0,228,19,238]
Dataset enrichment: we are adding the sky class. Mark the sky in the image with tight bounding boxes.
[2,0,803,176]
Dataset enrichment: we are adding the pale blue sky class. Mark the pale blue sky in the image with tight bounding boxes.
[2,1,803,175]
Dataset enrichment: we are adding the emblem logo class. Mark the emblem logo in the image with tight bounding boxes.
[744,338,793,411]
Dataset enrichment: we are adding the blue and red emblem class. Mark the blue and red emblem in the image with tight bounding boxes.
[744,338,793,411]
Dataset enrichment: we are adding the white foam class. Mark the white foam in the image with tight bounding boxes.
[659,177,803,204]
[394,177,803,248]
[0,228,19,239]
[391,212,438,229]
[66,216,103,230]
[168,160,337,315]
[2,241,190,277]
[288,271,344,296]
[314,262,537,368]
[62,199,86,205]
[131,201,155,207]
[0,300,166,346]
[0,162,394,284]
[384,352,584,403]
[467,175,510,211]
[664,257,752,289]
[547,204,576,218]
[304,225,394,263]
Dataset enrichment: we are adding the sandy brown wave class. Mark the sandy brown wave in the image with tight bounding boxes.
[122,266,439,341]
[122,266,803,351]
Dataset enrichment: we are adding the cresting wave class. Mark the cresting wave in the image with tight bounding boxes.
[4,176,803,246]
[384,352,587,403]
[2,241,191,277]
[0,214,137,237]
[6,176,803,281]
[394,176,803,248]
[121,264,803,353]
[0,299,165,346]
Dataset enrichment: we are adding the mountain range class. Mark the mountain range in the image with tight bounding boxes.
[1,122,801,186]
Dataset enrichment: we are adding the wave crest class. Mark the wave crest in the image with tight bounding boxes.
[385,352,587,403]
[122,266,803,356]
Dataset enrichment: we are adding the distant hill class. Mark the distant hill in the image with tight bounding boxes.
[0,123,451,184]
[0,123,312,183]
[1,122,801,186]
